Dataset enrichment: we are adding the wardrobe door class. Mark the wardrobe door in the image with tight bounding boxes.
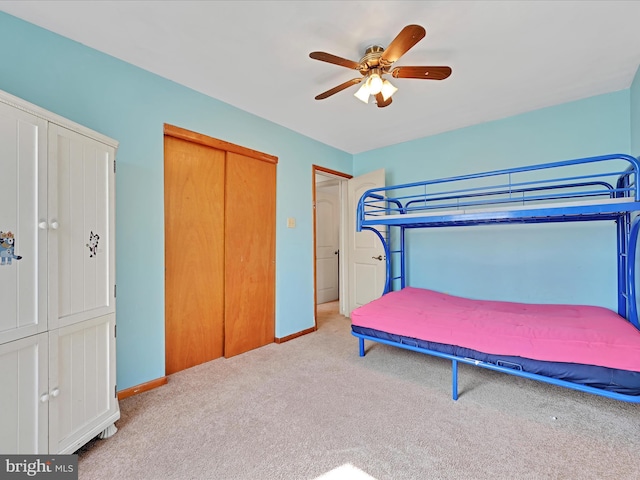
[0,332,49,454]
[48,124,116,330]
[0,103,48,345]
[224,152,276,357]
[48,313,118,454]
[164,136,225,374]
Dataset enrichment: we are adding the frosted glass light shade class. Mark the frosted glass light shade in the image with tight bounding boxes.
[354,82,370,103]
[381,79,398,101]
[368,73,383,95]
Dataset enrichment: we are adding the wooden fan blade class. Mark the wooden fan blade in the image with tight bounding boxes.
[375,93,392,108]
[380,25,426,64]
[315,78,362,100]
[391,66,452,80]
[309,51,361,70]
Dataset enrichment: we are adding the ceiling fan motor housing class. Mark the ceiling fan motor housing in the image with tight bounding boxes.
[359,45,385,73]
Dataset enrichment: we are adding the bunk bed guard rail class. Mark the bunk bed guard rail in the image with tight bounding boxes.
[355,153,640,329]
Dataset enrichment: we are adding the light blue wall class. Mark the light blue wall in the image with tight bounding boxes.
[0,13,352,391]
[631,65,640,156]
[354,91,631,309]
[3,11,638,391]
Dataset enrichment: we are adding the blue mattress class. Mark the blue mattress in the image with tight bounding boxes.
[352,325,640,396]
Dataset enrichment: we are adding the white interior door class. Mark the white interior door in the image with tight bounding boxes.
[316,184,340,303]
[347,169,386,317]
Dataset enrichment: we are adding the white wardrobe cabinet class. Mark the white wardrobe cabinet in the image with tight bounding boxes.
[0,90,119,454]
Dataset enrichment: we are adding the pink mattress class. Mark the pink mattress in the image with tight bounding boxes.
[350,287,640,372]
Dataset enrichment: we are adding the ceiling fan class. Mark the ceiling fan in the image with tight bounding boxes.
[309,25,451,108]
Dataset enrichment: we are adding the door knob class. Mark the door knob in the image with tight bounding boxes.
[372,255,384,261]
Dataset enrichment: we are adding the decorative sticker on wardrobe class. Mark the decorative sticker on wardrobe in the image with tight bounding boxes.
[86,231,100,258]
[0,231,22,265]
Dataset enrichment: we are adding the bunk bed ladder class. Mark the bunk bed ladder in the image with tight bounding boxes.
[387,226,406,291]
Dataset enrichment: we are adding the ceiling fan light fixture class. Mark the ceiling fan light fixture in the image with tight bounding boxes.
[380,79,398,101]
[354,82,371,103]
[367,71,384,95]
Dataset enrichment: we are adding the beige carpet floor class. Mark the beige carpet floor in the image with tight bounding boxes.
[77,301,640,480]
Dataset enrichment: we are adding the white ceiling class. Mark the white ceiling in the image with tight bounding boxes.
[2,1,640,154]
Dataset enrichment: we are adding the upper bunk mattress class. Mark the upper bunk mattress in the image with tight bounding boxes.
[350,287,640,372]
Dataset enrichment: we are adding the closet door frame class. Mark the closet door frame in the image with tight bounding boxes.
[164,125,278,164]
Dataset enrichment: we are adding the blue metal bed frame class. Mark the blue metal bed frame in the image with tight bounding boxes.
[352,153,640,402]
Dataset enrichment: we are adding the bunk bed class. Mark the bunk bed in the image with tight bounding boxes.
[351,153,640,402]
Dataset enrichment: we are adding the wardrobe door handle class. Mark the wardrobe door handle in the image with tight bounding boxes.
[40,393,49,403]
[50,221,59,230]
[50,388,60,398]
[38,221,48,230]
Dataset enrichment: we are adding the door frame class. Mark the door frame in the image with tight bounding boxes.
[312,165,352,327]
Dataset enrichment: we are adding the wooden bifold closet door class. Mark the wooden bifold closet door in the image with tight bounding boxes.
[164,126,276,375]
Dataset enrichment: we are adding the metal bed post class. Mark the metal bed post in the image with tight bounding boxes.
[617,212,629,319]
[626,216,640,329]
[452,360,459,401]
[616,169,633,318]
[400,226,406,289]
